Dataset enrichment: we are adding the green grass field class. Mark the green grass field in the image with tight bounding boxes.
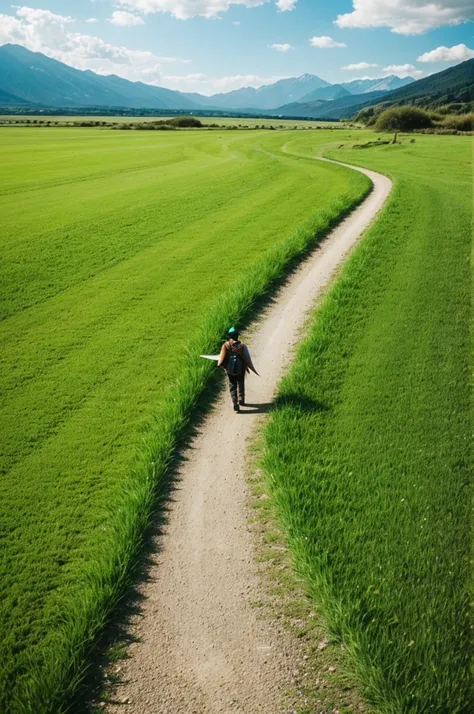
[263,134,473,713]
[0,127,370,713]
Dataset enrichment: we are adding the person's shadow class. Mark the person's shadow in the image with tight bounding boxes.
[239,402,273,414]
[239,395,328,415]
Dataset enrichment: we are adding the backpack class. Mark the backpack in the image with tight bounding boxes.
[226,341,245,376]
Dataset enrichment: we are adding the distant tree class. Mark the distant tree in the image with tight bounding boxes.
[354,107,375,124]
[374,106,433,132]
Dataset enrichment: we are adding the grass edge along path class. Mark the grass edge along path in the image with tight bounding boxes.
[13,171,372,714]
[262,140,472,713]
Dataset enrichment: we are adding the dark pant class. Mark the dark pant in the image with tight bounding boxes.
[228,373,245,408]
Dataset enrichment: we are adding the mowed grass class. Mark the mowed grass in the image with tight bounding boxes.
[263,134,473,712]
[0,127,370,712]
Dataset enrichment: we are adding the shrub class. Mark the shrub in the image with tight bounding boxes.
[439,113,474,132]
[167,116,202,128]
[375,106,433,132]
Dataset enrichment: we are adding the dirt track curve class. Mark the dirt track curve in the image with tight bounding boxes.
[105,159,392,714]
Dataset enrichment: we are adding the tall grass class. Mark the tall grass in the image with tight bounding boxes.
[263,136,472,713]
[7,175,371,712]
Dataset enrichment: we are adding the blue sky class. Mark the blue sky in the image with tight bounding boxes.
[0,1,473,94]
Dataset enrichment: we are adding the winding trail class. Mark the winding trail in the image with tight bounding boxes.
[106,159,392,714]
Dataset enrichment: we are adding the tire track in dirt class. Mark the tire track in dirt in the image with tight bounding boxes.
[105,159,392,714]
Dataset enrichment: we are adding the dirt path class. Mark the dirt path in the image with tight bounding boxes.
[105,161,392,714]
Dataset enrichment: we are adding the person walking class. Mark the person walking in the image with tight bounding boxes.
[218,327,258,412]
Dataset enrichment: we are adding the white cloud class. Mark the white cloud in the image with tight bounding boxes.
[269,43,294,52]
[86,18,98,23]
[109,10,144,25]
[211,73,287,91]
[116,0,296,19]
[418,43,474,62]
[15,6,75,26]
[0,6,189,84]
[117,0,266,20]
[276,0,297,11]
[310,35,346,48]
[342,61,378,70]
[382,63,423,78]
[162,72,288,94]
[335,0,474,35]
[232,20,241,24]
[163,72,206,88]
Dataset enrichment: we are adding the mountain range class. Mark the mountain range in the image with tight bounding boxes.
[1,43,472,121]
[0,43,197,110]
[0,43,413,115]
[183,74,331,110]
[184,74,412,110]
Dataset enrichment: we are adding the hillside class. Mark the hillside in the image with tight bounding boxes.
[382,58,474,104]
[298,84,351,103]
[0,88,32,106]
[348,58,474,116]
[271,99,326,118]
[273,90,387,119]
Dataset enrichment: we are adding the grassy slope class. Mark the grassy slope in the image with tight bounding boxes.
[0,127,370,712]
[263,134,472,712]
